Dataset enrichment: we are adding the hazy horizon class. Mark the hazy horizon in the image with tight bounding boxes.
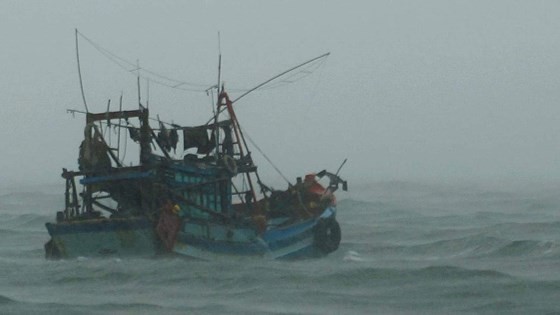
[2,0,560,188]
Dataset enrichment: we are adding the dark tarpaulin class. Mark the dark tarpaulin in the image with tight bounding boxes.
[183,126,214,154]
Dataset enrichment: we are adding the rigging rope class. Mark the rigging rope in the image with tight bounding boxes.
[76,31,329,97]
[76,30,210,92]
[232,52,330,104]
[241,127,292,186]
[251,57,328,92]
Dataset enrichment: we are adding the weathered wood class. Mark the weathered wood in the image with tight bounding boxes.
[86,109,146,124]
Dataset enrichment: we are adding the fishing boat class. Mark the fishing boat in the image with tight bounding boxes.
[44,32,347,260]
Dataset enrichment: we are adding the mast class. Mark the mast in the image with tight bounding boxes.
[75,29,89,113]
[116,93,123,161]
[208,53,331,211]
[136,59,141,107]
[217,90,261,214]
[213,32,222,158]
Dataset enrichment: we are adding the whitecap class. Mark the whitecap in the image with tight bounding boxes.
[343,250,364,262]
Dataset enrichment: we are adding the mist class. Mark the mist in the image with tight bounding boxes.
[2,0,560,188]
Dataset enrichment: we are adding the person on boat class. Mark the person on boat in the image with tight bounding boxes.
[78,124,111,173]
[302,173,334,213]
[156,200,181,251]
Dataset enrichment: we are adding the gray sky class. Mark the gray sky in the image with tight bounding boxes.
[2,0,560,188]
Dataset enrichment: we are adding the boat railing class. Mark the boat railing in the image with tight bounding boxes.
[59,166,153,221]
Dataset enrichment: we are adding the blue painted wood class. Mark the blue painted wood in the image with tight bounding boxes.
[79,171,153,184]
[46,217,157,258]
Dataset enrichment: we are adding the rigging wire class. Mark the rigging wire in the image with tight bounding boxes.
[232,52,330,104]
[76,30,210,92]
[71,31,330,185]
[241,126,292,186]
[301,53,329,121]
[75,30,330,111]
[250,57,328,92]
[217,57,327,94]
[204,52,331,125]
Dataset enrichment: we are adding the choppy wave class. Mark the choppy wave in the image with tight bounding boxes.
[0,299,181,315]
[0,213,51,230]
[489,239,559,257]
[0,295,16,305]
[1,182,560,314]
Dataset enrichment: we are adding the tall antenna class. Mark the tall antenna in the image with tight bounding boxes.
[117,92,123,161]
[136,59,141,107]
[146,78,150,108]
[213,32,222,157]
[75,29,89,112]
[217,31,222,92]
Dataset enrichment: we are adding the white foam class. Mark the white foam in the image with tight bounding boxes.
[343,250,364,262]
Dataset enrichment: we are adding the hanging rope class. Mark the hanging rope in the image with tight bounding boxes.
[76,30,210,92]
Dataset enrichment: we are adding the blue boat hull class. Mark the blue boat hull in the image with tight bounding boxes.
[45,208,338,260]
[45,217,158,258]
[172,207,337,260]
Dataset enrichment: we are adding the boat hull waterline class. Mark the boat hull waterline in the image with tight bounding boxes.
[45,208,340,260]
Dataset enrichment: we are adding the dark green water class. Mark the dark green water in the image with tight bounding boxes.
[1,182,559,314]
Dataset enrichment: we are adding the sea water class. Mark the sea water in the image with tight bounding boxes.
[1,181,559,314]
